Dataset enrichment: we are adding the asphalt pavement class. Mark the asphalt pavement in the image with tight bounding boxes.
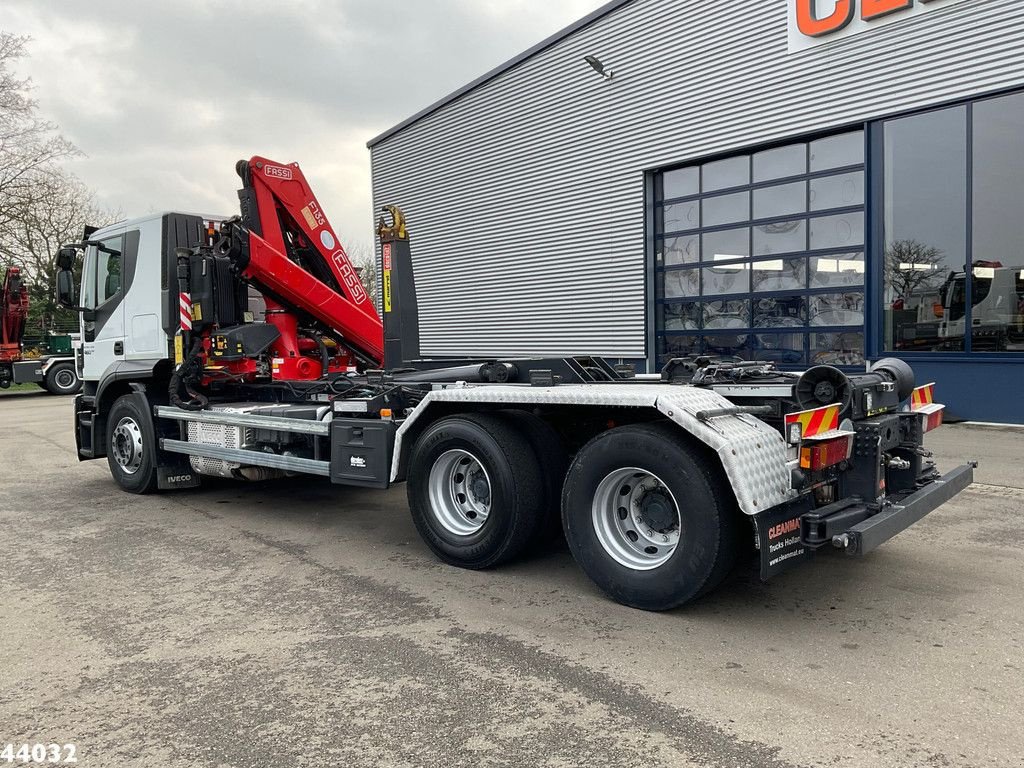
[1,391,1021,767]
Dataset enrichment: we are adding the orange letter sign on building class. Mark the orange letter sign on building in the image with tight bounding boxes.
[861,0,915,20]
[795,0,856,37]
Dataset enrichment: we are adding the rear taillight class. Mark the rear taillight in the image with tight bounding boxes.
[922,408,944,432]
[909,383,945,433]
[786,403,856,472]
[799,434,854,471]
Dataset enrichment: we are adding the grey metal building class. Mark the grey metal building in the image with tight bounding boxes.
[369,0,1024,423]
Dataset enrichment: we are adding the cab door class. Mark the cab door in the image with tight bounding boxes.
[80,228,127,381]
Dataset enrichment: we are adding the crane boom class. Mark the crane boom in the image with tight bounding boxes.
[227,156,384,370]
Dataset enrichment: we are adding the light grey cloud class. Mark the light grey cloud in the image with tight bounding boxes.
[4,0,608,247]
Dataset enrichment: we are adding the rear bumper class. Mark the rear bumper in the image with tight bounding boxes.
[832,463,975,556]
[758,463,975,579]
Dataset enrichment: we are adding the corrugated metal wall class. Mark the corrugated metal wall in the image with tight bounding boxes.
[370,0,1024,360]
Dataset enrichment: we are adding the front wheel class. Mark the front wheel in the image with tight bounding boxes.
[106,394,158,494]
[407,413,543,569]
[44,362,81,395]
[561,423,740,611]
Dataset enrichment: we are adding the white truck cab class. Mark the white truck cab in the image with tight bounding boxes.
[75,213,224,387]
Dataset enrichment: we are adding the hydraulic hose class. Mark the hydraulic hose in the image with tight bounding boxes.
[169,338,209,411]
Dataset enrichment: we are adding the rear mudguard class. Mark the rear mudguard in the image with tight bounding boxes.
[392,383,796,516]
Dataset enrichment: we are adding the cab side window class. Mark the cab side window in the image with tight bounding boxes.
[96,235,123,306]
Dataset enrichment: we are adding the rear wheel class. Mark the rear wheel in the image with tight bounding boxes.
[44,362,81,395]
[496,410,568,545]
[408,413,542,569]
[106,394,158,494]
[562,422,740,611]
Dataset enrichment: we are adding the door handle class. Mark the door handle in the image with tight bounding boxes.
[114,341,124,355]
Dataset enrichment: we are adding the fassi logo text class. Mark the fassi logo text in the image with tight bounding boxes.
[796,0,942,38]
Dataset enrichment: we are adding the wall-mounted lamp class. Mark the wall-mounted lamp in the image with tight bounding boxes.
[583,55,613,81]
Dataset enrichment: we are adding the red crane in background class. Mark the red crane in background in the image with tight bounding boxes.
[1,266,29,365]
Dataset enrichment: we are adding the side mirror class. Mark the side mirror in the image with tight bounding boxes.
[56,246,78,271]
[56,269,77,309]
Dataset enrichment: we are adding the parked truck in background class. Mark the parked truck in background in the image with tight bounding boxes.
[1,266,81,395]
[53,156,974,611]
[939,262,1024,351]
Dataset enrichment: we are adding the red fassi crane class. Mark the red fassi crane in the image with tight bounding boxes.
[177,157,384,392]
[235,156,384,371]
[1,266,29,365]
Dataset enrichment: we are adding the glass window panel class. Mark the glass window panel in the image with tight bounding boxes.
[809,292,864,327]
[811,332,865,366]
[659,302,702,332]
[659,234,699,267]
[702,299,750,329]
[702,227,749,262]
[754,181,806,219]
[810,171,864,211]
[809,252,865,288]
[754,220,806,256]
[96,236,123,305]
[751,257,807,293]
[751,333,807,366]
[702,264,749,296]
[702,191,749,227]
[809,212,864,250]
[661,200,699,234]
[960,266,1024,352]
[702,155,749,192]
[810,131,864,171]
[663,167,699,200]
[660,334,702,359]
[972,92,1024,353]
[702,332,749,358]
[661,268,701,299]
[883,106,967,352]
[753,294,807,328]
[753,144,807,182]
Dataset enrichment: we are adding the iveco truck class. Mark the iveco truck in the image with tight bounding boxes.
[53,156,974,611]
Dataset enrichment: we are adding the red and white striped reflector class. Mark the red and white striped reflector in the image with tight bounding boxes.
[911,383,935,411]
[784,403,841,444]
[799,434,854,471]
[907,383,943,432]
[179,292,192,331]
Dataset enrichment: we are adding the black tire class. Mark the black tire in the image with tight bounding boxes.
[105,394,158,494]
[496,410,569,546]
[407,412,543,569]
[44,362,81,395]
[561,422,740,611]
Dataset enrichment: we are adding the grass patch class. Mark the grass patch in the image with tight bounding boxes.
[0,382,42,395]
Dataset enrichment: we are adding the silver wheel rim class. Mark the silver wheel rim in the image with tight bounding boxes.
[427,449,492,536]
[592,468,681,570]
[54,369,76,389]
[112,416,144,475]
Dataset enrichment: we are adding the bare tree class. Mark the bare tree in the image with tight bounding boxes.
[0,171,119,334]
[0,32,120,338]
[0,33,78,233]
[884,239,949,300]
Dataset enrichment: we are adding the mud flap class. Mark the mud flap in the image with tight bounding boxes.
[756,497,814,580]
[157,459,201,490]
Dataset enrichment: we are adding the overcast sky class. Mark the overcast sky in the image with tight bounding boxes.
[5,0,608,249]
